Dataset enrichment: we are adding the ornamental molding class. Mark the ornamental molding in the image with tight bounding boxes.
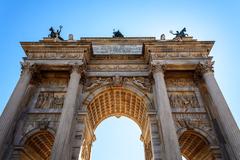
[27,52,85,59]
[87,64,149,72]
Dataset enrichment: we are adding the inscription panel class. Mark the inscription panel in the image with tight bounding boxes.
[92,44,143,55]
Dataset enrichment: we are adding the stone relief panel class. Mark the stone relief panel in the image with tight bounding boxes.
[35,91,65,109]
[168,91,200,110]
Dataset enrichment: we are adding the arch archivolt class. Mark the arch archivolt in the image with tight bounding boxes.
[178,129,221,160]
[86,88,149,131]
[82,76,153,111]
[177,127,216,146]
[19,129,55,160]
[80,85,154,160]
[19,127,55,146]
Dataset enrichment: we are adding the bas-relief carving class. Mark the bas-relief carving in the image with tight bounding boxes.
[35,92,65,109]
[22,114,60,136]
[84,76,151,92]
[168,91,200,110]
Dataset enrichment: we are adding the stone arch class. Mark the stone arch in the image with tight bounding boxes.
[19,127,55,146]
[177,128,215,146]
[20,129,55,160]
[179,130,215,160]
[81,86,152,160]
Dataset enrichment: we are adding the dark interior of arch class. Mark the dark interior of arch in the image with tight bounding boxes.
[21,131,54,160]
[179,131,214,160]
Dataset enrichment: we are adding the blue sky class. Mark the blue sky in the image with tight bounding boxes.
[0,0,239,159]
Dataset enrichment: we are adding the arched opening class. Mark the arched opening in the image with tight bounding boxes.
[21,130,54,160]
[179,131,214,160]
[82,87,151,160]
[91,116,144,160]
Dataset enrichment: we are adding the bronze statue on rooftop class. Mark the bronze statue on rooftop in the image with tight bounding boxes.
[170,27,188,40]
[48,25,64,40]
[113,29,124,38]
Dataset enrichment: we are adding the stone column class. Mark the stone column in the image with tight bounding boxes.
[197,61,240,159]
[0,62,36,158]
[152,64,182,160]
[51,64,84,160]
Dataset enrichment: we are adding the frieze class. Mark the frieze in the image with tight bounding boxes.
[41,78,68,86]
[166,78,195,87]
[35,91,65,109]
[27,52,84,59]
[87,64,149,72]
[151,52,208,59]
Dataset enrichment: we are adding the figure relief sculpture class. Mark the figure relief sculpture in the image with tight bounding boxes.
[35,92,65,109]
[168,92,199,109]
[48,25,64,40]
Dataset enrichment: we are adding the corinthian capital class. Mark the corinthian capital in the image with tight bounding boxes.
[196,61,214,74]
[20,62,39,76]
[71,63,86,74]
[151,62,166,74]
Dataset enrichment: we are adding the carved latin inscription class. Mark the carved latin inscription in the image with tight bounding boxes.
[92,44,143,55]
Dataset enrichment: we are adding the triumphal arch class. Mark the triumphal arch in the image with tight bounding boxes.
[0,30,240,160]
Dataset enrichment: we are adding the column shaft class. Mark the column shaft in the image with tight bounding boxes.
[203,71,240,159]
[51,66,82,160]
[152,65,182,160]
[0,64,33,158]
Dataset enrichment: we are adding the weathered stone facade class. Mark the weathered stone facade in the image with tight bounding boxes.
[0,35,239,160]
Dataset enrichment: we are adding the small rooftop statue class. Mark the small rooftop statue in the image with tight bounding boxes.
[170,27,188,40]
[112,29,124,38]
[48,25,64,40]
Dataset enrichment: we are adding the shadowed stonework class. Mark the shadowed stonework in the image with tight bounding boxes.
[0,34,239,160]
